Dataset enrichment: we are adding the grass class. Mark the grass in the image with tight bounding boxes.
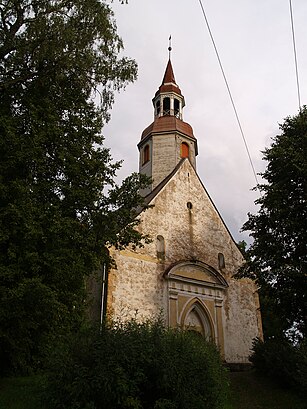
[0,371,306,409]
[228,370,306,409]
[0,376,43,409]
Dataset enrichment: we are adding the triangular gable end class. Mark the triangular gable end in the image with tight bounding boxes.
[141,158,243,263]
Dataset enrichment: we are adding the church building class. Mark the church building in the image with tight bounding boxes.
[106,57,263,365]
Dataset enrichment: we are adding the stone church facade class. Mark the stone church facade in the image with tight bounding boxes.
[105,58,262,365]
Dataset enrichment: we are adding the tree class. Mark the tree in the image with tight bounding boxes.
[0,0,149,374]
[43,319,229,409]
[241,107,307,341]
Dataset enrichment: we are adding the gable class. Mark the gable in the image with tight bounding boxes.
[139,159,244,275]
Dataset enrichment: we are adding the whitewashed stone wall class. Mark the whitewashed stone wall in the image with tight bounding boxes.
[151,133,196,189]
[108,159,262,363]
[139,132,197,192]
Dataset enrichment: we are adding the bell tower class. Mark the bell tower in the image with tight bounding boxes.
[138,55,198,195]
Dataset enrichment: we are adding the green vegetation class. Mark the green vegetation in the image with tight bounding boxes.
[239,107,307,400]
[1,370,306,409]
[240,107,307,342]
[0,376,43,409]
[229,371,306,409]
[42,319,229,409]
[0,0,149,375]
[250,337,307,396]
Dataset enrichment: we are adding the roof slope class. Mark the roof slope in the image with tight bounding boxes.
[162,59,176,84]
[140,116,194,141]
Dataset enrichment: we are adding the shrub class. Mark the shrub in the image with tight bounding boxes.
[250,337,307,395]
[43,319,229,409]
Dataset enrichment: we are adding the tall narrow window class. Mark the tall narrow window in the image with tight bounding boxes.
[181,142,189,158]
[174,98,180,118]
[156,100,161,116]
[156,235,165,260]
[143,144,150,165]
[163,97,170,116]
[218,253,225,269]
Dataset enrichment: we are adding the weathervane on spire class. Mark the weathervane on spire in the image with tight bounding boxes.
[168,35,172,59]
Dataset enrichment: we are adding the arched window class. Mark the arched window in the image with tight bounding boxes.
[163,97,170,116]
[218,253,225,269]
[181,142,189,158]
[174,98,180,118]
[156,235,165,260]
[156,100,161,116]
[143,144,150,165]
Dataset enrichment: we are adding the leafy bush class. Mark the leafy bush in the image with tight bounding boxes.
[43,319,229,409]
[250,337,307,395]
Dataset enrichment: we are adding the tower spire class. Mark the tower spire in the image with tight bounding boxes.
[161,58,176,86]
[138,54,198,194]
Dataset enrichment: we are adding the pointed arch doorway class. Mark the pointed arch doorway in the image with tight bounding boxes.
[164,260,228,353]
[181,298,214,341]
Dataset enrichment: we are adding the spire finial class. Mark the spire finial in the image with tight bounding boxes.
[168,35,172,59]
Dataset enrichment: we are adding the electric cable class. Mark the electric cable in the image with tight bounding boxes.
[289,0,301,111]
[197,0,261,193]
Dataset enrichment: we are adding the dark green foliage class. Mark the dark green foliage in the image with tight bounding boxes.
[250,338,307,396]
[229,370,307,409]
[0,0,149,375]
[241,107,307,341]
[241,108,307,396]
[43,319,229,409]
[0,375,43,409]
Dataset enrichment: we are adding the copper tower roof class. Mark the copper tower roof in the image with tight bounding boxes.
[140,57,196,148]
[162,59,176,85]
[156,59,182,96]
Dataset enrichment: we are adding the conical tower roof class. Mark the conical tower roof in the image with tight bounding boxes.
[138,53,198,194]
[155,58,182,96]
[162,59,177,85]
[141,57,195,143]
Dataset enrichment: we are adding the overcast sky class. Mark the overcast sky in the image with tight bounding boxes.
[103,0,307,244]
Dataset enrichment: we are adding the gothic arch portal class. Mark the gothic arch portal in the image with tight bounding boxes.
[180,298,214,341]
[165,260,228,352]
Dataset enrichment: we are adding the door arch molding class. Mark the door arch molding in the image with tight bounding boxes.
[164,259,228,289]
[165,260,227,352]
[180,297,215,340]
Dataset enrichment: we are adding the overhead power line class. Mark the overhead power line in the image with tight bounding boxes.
[289,0,301,111]
[197,0,261,192]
